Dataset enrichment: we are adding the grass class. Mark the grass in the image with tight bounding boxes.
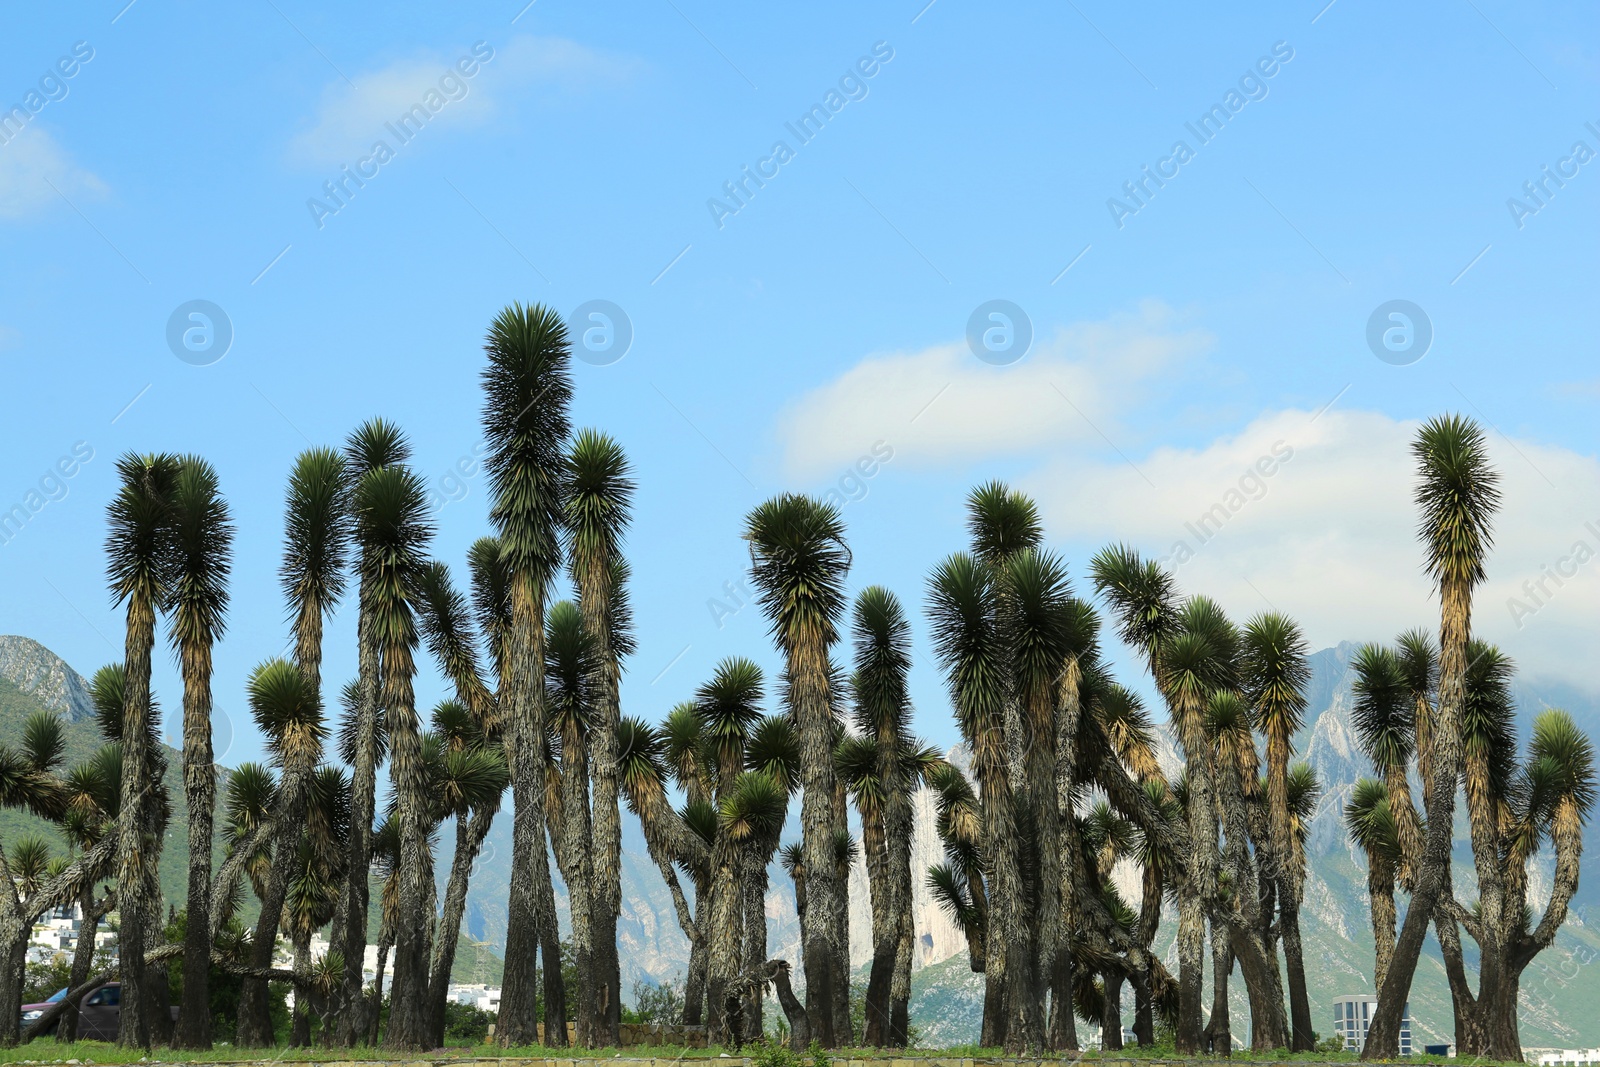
[0,1041,1516,1067]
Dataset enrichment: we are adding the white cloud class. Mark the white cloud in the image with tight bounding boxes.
[1026,406,1600,695]
[288,35,635,167]
[775,301,1212,480]
[0,127,105,220]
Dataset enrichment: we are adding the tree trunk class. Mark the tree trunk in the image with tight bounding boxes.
[683,869,710,1026]
[791,643,840,1049]
[1280,886,1314,1051]
[115,596,157,1050]
[704,841,744,1045]
[1434,904,1482,1056]
[498,571,563,1046]
[333,602,380,1047]
[290,935,313,1046]
[1206,923,1231,1055]
[1365,578,1469,1059]
[580,551,626,1049]
[368,931,391,1046]
[1102,968,1125,1051]
[741,857,769,1040]
[556,724,596,1046]
[426,807,496,1046]
[382,640,436,1050]
[0,913,28,1048]
[175,640,217,1049]
[61,889,106,1043]
[861,806,892,1047]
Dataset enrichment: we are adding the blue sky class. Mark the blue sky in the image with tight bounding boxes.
[2,0,1598,769]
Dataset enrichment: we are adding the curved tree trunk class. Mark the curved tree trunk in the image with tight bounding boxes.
[1280,888,1313,1051]
[426,806,496,1046]
[1366,578,1469,1059]
[1206,925,1231,1056]
[741,855,770,1040]
[61,889,108,1043]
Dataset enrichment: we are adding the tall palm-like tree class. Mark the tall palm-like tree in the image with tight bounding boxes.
[286,766,351,1046]
[1241,612,1313,1050]
[544,599,601,1045]
[1365,415,1499,1059]
[414,562,502,1047]
[744,493,850,1047]
[105,451,179,1050]
[848,586,914,1046]
[1089,545,1207,1052]
[564,428,634,1045]
[333,419,407,1045]
[481,303,573,1046]
[928,552,1016,1049]
[998,547,1074,1053]
[615,716,705,969]
[352,463,436,1049]
[165,456,234,1049]
[1345,779,1401,991]
[238,449,350,1045]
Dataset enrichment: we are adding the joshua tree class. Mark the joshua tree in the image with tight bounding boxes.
[1365,415,1499,1059]
[564,428,635,1045]
[927,552,1017,1049]
[1241,612,1313,1050]
[744,493,850,1046]
[1345,779,1400,991]
[105,452,180,1049]
[164,456,233,1048]
[285,767,351,1046]
[544,599,601,1045]
[481,303,573,1045]
[332,418,407,1046]
[350,462,436,1049]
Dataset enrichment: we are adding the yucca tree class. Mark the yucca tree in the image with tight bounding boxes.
[350,462,436,1049]
[999,546,1074,1054]
[847,586,916,1047]
[741,712,801,1034]
[1240,612,1313,1050]
[1365,414,1499,1059]
[1088,545,1208,1051]
[744,493,850,1046]
[1345,779,1401,991]
[1481,709,1596,1055]
[615,716,705,967]
[105,451,180,1050]
[0,713,81,1046]
[415,562,503,1048]
[235,657,326,1045]
[544,599,601,1045]
[332,418,407,1046]
[927,552,1016,1049]
[482,303,573,1046]
[715,768,788,1045]
[286,766,352,1046]
[564,428,634,1045]
[162,456,234,1048]
[421,707,508,1045]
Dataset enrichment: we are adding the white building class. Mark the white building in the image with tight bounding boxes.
[1332,994,1411,1056]
[1538,1050,1600,1066]
[447,984,501,1013]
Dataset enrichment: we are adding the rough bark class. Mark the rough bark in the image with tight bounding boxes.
[426,806,496,1046]
[498,571,565,1046]
[174,637,217,1048]
[333,599,380,1046]
[795,652,840,1047]
[115,595,157,1050]
[1364,577,1468,1059]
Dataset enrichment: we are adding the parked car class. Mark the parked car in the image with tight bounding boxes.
[20,981,125,1040]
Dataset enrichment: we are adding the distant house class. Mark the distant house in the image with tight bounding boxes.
[1332,994,1411,1057]
[1537,1049,1600,1066]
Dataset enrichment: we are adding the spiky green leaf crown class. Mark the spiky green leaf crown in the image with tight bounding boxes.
[1412,413,1501,590]
[481,303,573,579]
